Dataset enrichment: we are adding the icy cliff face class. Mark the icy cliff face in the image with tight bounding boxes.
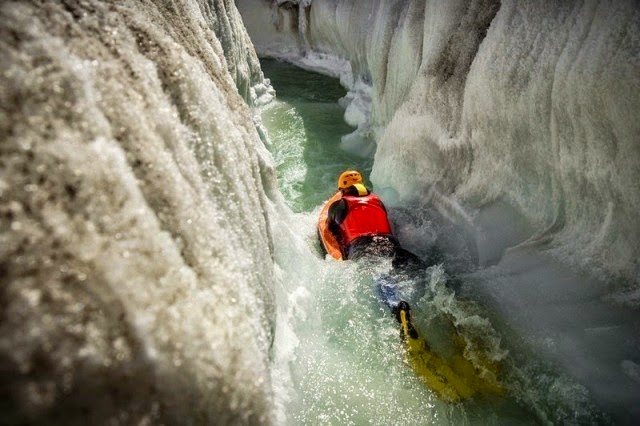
[238,0,640,291]
[377,1,640,289]
[0,0,279,423]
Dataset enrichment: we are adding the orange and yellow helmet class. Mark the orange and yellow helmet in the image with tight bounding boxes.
[337,170,363,189]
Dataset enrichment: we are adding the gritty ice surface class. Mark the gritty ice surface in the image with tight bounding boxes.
[0,0,282,423]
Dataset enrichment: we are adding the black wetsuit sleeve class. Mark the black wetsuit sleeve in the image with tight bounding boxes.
[327,198,348,235]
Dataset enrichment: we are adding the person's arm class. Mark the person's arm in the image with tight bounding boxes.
[327,198,348,228]
[326,198,348,259]
[328,199,345,239]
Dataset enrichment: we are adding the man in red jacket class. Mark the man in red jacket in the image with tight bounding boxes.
[327,170,419,264]
[327,170,423,331]
[327,170,394,259]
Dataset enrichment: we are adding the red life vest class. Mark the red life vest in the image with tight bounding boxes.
[338,193,393,246]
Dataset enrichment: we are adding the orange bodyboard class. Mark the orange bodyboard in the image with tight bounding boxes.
[317,192,343,260]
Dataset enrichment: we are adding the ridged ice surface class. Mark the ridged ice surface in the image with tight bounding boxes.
[0,0,281,423]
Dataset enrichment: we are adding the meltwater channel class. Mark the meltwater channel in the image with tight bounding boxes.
[258,59,614,425]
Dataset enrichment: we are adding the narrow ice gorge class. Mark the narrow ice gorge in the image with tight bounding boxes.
[1,0,639,424]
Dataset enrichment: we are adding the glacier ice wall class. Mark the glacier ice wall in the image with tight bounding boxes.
[0,0,281,423]
[238,0,640,289]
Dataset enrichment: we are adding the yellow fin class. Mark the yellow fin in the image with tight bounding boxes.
[399,313,504,401]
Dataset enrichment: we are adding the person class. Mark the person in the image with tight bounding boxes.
[321,171,505,399]
[327,170,421,264]
[325,170,424,329]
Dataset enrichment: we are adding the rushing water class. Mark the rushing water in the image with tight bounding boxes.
[258,59,620,425]
[259,59,371,213]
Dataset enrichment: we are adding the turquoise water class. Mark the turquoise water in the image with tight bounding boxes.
[259,59,372,212]
[258,59,610,425]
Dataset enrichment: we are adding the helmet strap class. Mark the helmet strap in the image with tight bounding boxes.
[353,183,368,196]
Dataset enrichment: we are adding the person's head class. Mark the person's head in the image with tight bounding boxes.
[337,170,363,190]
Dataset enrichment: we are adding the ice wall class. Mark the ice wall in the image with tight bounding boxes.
[238,0,640,291]
[0,0,281,423]
[378,1,640,289]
